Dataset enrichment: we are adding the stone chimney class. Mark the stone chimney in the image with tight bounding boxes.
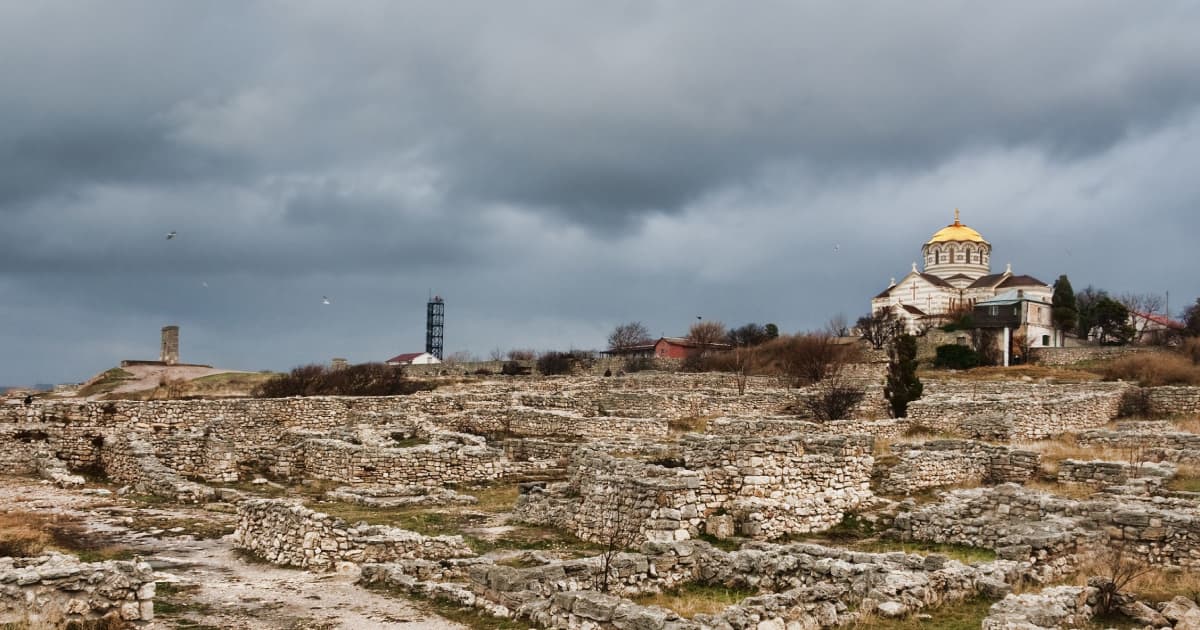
[160,326,179,365]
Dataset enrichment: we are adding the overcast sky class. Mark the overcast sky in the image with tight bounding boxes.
[3,1,1200,385]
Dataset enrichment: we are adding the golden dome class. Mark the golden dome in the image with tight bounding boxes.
[925,209,989,245]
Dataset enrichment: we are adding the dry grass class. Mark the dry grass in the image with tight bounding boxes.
[1167,463,1200,493]
[1103,353,1200,386]
[1068,548,1200,604]
[634,584,757,618]
[0,510,132,561]
[668,415,711,435]
[0,512,52,557]
[920,365,1101,383]
[1017,436,1130,477]
[1172,417,1200,434]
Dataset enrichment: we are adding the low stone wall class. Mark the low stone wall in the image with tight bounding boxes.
[1077,430,1200,464]
[907,381,1128,440]
[0,553,156,627]
[1147,386,1200,417]
[515,433,874,543]
[233,499,474,570]
[365,539,1014,629]
[707,416,908,439]
[289,434,512,486]
[99,433,227,503]
[876,439,1039,495]
[1030,345,1161,366]
[892,483,1200,576]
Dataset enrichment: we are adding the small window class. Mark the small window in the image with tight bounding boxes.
[1042,335,1050,346]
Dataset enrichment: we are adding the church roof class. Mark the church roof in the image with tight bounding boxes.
[919,273,955,288]
[966,273,1009,289]
[926,209,989,245]
[900,304,927,316]
[997,274,1048,288]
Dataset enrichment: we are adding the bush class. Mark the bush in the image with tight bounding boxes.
[1102,353,1200,386]
[501,361,529,376]
[804,383,866,421]
[754,334,860,386]
[623,356,655,373]
[1183,338,1200,365]
[1117,388,1154,419]
[251,363,437,397]
[934,344,981,370]
[536,352,573,375]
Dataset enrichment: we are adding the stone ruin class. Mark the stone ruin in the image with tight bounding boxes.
[0,553,156,627]
[515,433,874,544]
[2,372,1200,628]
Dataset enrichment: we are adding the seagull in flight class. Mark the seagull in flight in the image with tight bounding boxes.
[166,231,177,240]
[322,296,331,305]
[834,244,840,253]
[201,281,208,288]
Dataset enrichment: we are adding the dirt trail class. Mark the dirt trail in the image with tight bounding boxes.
[0,478,465,629]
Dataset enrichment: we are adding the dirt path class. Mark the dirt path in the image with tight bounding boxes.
[0,478,465,629]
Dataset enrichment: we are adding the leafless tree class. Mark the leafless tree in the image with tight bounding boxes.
[595,487,643,593]
[1120,292,1167,343]
[857,307,903,350]
[732,345,756,395]
[507,349,536,361]
[607,321,652,352]
[1090,541,1154,615]
[687,320,728,351]
[825,313,851,338]
[488,347,505,361]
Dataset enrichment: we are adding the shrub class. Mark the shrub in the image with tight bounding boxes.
[804,382,865,421]
[934,344,981,370]
[501,361,528,376]
[754,334,860,387]
[885,334,923,418]
[1102,353,1200,386]
[536,351,573,375]
[1183,338,1200,365]
[251,363,437,397]
[623,356,656,373]
[1116,388,1154,419]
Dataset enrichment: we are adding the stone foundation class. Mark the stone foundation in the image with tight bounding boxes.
[233,499,474,570]
[0,553,155,627]
[875,439,1039,495]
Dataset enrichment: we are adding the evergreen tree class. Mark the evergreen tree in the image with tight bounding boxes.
[1051,275,1078,336]
[884,334,923,418]
[1181,298,1200,337]
[1094,297,1134,345]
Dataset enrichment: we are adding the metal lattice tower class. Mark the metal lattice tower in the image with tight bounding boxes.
[425,295,444,360]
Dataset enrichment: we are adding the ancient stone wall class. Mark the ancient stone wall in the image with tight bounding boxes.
[1030,345,1161,367]
[907,381,1127,440]
[1077,430,1200,463]
[0,554,156,627]
[1147,386,1200,417]
[515,433,874,543]
[876,439,1039,495]
[288,435,514,485]
[892,484,1200,575]
[233,499,473,570]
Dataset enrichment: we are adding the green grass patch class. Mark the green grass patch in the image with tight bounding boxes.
[853,595,994,629]
[465,524,603,556]
[77,368,136,397]
[635,583,758,618]
[847,540,996,564]
[696,533,742,552]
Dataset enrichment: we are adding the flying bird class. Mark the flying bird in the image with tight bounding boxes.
[201,281,208,288]
[322,296,331,305]
[834,244,840,253]
[166,231,177,240]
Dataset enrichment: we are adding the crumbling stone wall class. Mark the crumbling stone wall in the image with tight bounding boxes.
[366,539,1013,630]
[515,433,874,543]
[876,439,1039,495]
[1077,430,1200,464]
[233,499,473,570]
[907,381,1127,440]
[99,433,228,502]
[1146,386,1200,417]
[1029,345,1160,366]
[0,553,156,627]
[892,483,1200,577]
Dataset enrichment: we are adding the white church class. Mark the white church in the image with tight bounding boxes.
[871,210,1063,350]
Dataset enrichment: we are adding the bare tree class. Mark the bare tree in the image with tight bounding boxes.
[1090,542,1154,615]
[488,347,505,361]
[607,321,652,352]
[687,320,728,351]
[732,345,757,396]
[507,349,536,361]
[595,488,643,593]
[825,314,851,338]
[1120,292,1167,343]
[857,307,903,350]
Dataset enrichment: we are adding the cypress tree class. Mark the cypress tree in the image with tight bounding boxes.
[885,334,923,418]
[1052,275,1078,335]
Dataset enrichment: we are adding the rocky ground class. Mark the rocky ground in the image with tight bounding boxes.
[0,476,464,629]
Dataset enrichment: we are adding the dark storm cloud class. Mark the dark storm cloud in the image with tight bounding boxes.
[3,1,1200,385]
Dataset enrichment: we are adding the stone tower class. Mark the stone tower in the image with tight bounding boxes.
[160,326,179,365]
